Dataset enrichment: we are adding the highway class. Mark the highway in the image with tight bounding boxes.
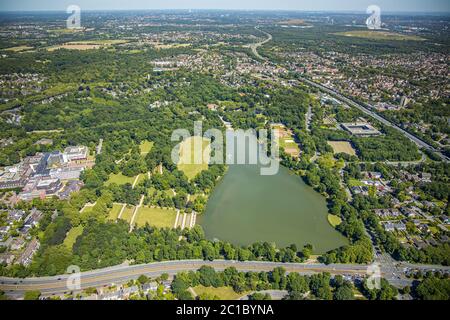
[245,28,448,162]
[246,26,272,61]
[2,259,449,297]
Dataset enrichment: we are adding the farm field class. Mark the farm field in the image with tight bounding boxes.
[47,40,129,51]
[327,141,357,156]
[334,30,425,41]
[134,206,177,228]
[3,45,34,52]
[177,136,211,180]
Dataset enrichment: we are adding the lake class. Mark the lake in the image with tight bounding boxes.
[198,164,348,253]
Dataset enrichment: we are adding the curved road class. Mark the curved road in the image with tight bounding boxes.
[246,26,272,61]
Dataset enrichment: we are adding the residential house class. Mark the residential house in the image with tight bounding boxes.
[16,239,40,266]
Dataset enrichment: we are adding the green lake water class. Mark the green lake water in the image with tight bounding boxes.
[198,164,348,253]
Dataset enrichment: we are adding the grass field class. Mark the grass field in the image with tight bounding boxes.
[63,225,84,248]
[118,206,135,223]
[154,43,191,49]
[273,124,300,158]
[327,214,343,228]
[334,31,425,41]
[105,173,136,186]
[134,206,177,228]
[47,40,129,51]
[139,140,154,155]
[3,45,34,52]
[177,136,211,180]
[348,179,364,187]
[192,286,246,300]
[327,141,357,156]
[108,204,124,221]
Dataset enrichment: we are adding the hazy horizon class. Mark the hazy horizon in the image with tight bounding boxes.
[0,0,449,13]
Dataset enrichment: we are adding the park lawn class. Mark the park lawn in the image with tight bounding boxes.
[135,174,147,186]
[177,136,211,180]
[118,206,135,224]
[63,225,84,248]
[327,214,343,227]
[80,206,93,214]
[105,173,136,186]
[134,206,177,228]
[192,286,248,300]
[139,140,154,155]
[108,204,124,221]
[334,30,425,41]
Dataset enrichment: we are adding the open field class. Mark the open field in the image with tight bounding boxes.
[139,140,154,155]
[278,19,310,26]
[47,40,129,51]
[272,124,300,158]
[327,141,357,156]
[327,214,343,228]
[192,285,247,300]
[107,204,124,221]
[105,173,136,186]
[334,31,425,41]
[154,43,191,49]
[3,45,34,52]
[118,206,135,223]
[177,136,211,180]
[63,225,84,248]
[134,206,177,228]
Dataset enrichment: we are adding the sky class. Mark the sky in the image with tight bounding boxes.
[0,0,449,13]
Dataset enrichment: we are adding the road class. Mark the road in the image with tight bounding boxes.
[2,259,449,297]
[246,26,272,61]
[245,28,447,162]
